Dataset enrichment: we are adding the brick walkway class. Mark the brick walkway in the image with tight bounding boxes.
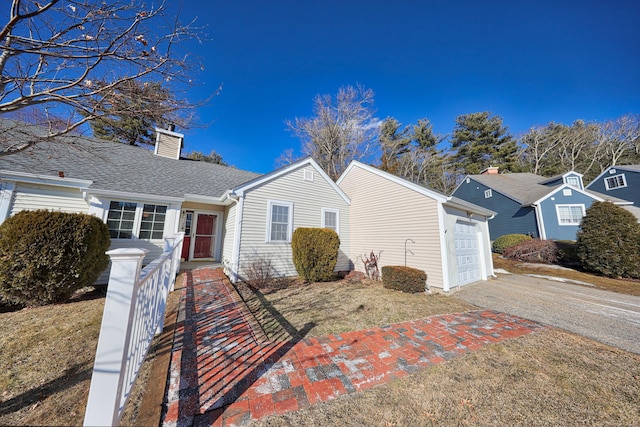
[162,268,547,427]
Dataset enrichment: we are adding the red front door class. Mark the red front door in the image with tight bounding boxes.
[193,213,217,259]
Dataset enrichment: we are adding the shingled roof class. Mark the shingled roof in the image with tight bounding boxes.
[0,119,260,199]
[468,171,630,206]
[469,172,554,205]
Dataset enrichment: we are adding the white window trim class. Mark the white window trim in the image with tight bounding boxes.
[484,189,492,198]
[555,204,585,226]
[565,176,580,188]
[321,208,340,234]
[266,200,293,243]
[604,173,627,190]
[107,200,169,241]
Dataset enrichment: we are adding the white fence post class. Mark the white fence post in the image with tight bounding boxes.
[84,248,148,427]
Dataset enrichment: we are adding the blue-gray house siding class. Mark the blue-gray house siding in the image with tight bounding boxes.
[587,167,640,206]
[452,179,539,240]
[538,189,596,241]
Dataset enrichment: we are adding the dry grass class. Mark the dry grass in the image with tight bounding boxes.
[0,286,171,427]
[493,254,640,296]
[0,289,105,426]
[255,329,640,427]
[235,279,476,340]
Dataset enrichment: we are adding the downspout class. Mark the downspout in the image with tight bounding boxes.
[229,193,244,283]
[0,181,15,225]
[436,204,450,292]
[533,204,546,240]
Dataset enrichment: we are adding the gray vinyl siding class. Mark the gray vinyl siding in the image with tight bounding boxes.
[338,166,444,289]
[453,179,539,240]
[9,183,89,216]
[587,168,640,206]
[236,164,350,280]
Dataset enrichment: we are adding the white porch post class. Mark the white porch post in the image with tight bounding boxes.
[84,248,148,427]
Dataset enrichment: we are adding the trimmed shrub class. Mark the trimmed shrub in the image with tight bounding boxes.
[576,202,640,279]
[492,234,533,254]
[381,266,427,293]
[292,228,340,282]
[0,210,111,306]
[503,239,558,264]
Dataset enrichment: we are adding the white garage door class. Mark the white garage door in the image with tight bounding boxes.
[454,221,481,286]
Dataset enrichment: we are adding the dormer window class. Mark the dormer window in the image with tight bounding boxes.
[565,176,581,188]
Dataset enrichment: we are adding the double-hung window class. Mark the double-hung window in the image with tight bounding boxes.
[107,201,167,239]
[107,202,137,239]
[267,200,293,242]
[321,208,339,233]
[556,204,585,226]
[604,174,626,190]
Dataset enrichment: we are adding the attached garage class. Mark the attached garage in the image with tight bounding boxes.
[338,161,495,292]
[454,221,482,286]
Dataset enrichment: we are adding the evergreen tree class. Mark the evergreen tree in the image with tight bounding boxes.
[451,112,518,174]
[87,81,184,146]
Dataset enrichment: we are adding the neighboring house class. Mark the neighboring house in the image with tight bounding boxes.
[452,167,632,241]
[586,165,640,206]
[0,119,349,283]
[337,161,495,292]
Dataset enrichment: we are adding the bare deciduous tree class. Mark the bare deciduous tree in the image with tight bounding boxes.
[0,0,204,155]
[285,84,380,180]
[597,114,640,167]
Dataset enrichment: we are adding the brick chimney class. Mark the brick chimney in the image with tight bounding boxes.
[153,126,184,160]
[481,166,499,175]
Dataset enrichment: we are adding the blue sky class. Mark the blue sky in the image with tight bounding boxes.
[177,1,640,173]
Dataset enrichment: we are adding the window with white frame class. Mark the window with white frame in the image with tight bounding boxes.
[267,201,293,242]
[107,201,137,239]
[604,174,626,190]
[484,189,492,198]
[556,204,585,225]
[322,208,339,233]
[565,176,580,188]
[107,201,167,239]
[139,204,167,239]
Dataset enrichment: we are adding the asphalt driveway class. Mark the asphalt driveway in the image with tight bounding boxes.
[455,274,640,354]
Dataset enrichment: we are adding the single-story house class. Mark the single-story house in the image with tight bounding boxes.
[1,119,496,290]
[0,119,350,283]
[337,161,496,292]
[451,167,632,241]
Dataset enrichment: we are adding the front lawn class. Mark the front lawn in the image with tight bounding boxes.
[238,278,640,426]
[3,272,639,426]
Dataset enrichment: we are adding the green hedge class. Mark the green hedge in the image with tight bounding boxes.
[381,266,427,293]
[292,227,340,282]
[492,234,533,254]
[576,202,640,279]
[0,210,111,306]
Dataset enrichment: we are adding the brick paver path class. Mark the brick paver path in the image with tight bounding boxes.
[162,268,547,427]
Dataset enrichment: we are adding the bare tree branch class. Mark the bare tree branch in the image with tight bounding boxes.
[0,0,205,155]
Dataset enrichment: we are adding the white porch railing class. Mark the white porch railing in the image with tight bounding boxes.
[83,232,185,427]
